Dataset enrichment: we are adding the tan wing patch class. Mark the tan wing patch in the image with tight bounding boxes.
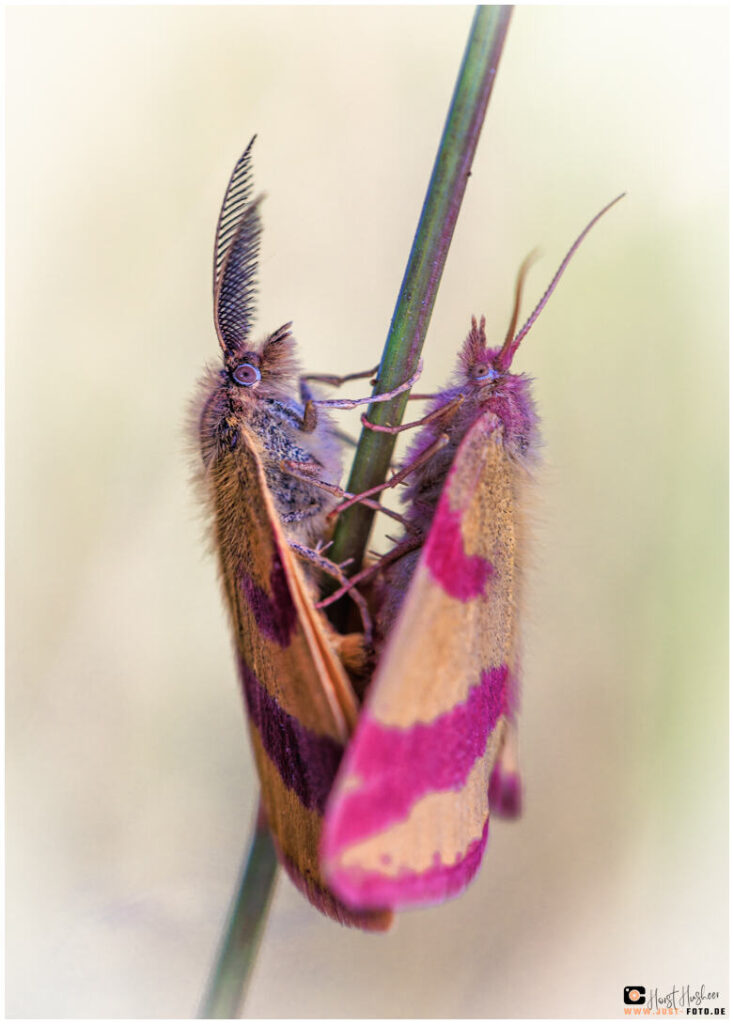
[338,718,506,877]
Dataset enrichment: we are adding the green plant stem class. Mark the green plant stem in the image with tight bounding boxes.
[329,5,513,574]
[199,806,278,1019]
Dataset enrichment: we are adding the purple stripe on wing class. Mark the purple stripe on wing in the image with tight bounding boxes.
[239,658,343,813]
[239,548,298,647]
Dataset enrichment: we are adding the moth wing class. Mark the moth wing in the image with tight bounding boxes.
[212,424,391,930]
[489,719,522,819]
[323,411,519,910]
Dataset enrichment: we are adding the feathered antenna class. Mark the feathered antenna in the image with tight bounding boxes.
[213,136,257,297]
[214,195,263,355]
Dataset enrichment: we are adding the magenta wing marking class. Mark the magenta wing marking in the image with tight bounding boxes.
[328,820,490,910]
[424,498,494,601]
[322,667,507,907]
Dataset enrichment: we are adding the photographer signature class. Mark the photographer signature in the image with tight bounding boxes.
[647,985,721,1011]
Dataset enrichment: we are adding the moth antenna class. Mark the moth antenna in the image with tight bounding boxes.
[214,195,264,354]
[260,322,299,382]
[213,136,257,298]
[267,321,294,346]
[496,192,626,371]
[499,249,541,354]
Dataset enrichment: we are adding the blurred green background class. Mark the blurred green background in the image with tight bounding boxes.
[6,6,728,1018]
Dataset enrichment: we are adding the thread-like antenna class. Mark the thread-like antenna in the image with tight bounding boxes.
[501,249,540,351]
[495,192,626,371]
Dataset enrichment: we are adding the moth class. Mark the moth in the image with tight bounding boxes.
[321,195,624,911]
[194,138,412,930]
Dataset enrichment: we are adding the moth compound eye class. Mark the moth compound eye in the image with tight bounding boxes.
[472,363,497,382]
[232,362,261,387]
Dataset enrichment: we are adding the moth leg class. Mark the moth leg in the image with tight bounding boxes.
[280,456,336,484]
[311,537,336,557]
[310,361,422,410]
[280,459,419,533]
[316,536,423,611]
[360,394,465,435]
[290,541,373,645]
[327,433,450,517]
[297,382,359,448]
[299,398,318,434]
[301,364,379,389]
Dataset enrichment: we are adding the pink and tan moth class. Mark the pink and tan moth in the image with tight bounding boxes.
[193,138,400,930]
[322,194,624,911]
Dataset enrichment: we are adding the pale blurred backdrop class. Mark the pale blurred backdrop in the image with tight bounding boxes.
[6,5,728,1018]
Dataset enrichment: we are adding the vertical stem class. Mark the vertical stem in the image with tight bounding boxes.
[329,5,513,573]
[199,806,278,1019]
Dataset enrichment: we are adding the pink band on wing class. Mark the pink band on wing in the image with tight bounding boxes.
[329,819,489,910]
[324,665,507,854]
[424,499,493,601]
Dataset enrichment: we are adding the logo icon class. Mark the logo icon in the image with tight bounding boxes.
[624,987,646,1005]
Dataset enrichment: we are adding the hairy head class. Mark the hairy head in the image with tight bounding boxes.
[225,322,301,401]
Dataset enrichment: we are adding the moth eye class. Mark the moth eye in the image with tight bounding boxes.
[471,363,496,382]
[232,362,261,387]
